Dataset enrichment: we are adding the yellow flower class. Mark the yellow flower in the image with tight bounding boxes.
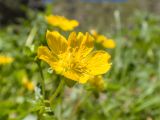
[22,76,35,91]
[38,30,111,83]
[89,75,106,91]
[45,15,79,31]
[0,55,14,65]
[90,30,116,49]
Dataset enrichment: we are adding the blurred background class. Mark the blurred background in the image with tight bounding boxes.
[0,0,160,120]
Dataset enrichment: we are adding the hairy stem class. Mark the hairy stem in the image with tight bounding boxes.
[50,78,65,103]
[37,61,45,98]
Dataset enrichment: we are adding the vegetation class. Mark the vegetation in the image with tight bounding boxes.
[0,2,160,120]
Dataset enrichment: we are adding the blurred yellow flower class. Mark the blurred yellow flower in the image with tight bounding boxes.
[45,15,79,31]
[90,30,116,49]
[22,76,35,91]
[89,75,106,91]
[0,55,14,65]
[38,30,111,83]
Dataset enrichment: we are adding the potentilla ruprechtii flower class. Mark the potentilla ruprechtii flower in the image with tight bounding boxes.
[89,75,106,91]
[38,30,111,83]
[45,15,79,31]
[22,76,35,91]
[90,29,116,49]
[0,55,14,65]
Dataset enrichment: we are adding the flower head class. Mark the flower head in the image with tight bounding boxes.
[45,15,79,31]
[89,75,106,91]
[91,30,116,49]
[0,55,14,65]
[38,30,111,83]
[22,76,35,91]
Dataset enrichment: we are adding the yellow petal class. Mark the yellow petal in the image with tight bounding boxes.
[45,15,79,31]
[22,76,35,91]
[46,30,68,55]
[27,82,35,91]
[68,32,77,48]
[0,55,14,65]
[63,70,90,84]
[70,20,79,27]
[61,20,79,31]
[79,32,94,54]
[45,15,63,26]
[68,32,94,58]
[102,39,116,49]
[96,35,106,43]
[37,46,58,68]
[86,51,111,75]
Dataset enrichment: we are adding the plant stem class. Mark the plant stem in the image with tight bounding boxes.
[50,78,65,103]
[37,61,45,98]
[25,26,37,46]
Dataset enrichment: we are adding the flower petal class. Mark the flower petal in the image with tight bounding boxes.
[63,70,90,84]
[37,46,58,68]
[68,32,94,58]
[85,51,111,75]
[68,32,77,48]
[46,30,68,55]
[45,15,79,31]
[0,55,14,65]
[70,20,79,27]
[102,39,116,49]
